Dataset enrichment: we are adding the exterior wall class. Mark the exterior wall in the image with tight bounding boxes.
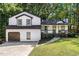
[48,25,52,30]
[58,25,68,30]
[41,25,68,34]
[6,29,41,42]
[65,25,68,30]
[9,12,41,26]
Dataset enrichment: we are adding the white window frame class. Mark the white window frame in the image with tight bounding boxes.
[26,19,31,26]
[17,19,22,26]
[27,32,31,40]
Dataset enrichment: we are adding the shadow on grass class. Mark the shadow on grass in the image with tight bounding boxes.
[39,37,67,45]
[38,38,53,44]
[71,37,79,47]
[72,41,79,47]
[38,35,79,45]
[48,37,79,44]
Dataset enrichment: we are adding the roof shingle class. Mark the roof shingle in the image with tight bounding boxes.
[41,19,68,25]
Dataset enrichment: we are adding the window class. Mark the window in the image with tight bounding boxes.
[26,19,31,26]
[44,26,48,30]
[27,32,31,40]
[17,19,22,26]
[61,25,65,30]
[52,25,56,30]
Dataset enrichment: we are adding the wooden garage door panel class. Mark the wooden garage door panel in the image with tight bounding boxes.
[8,32,20,41]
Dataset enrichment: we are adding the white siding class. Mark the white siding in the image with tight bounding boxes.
[9,12,41,26]
[6,29,41,41]
[32,16,41,25]
[9,18,17,25]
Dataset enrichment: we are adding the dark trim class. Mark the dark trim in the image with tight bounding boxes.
[6,25,41,29]
[14,11,41,18]
[16,14,33,19]
[41,30,68,31]
[42,24,68,25]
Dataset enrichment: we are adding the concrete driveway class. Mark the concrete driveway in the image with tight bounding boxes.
[0,41,38,56]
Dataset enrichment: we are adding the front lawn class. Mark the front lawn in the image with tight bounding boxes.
[30,37,79,56]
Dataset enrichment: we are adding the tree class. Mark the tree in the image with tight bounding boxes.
[0,3,78,39]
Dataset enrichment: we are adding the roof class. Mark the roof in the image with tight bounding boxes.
[41,19,68,25]
[9,12,40,19]
[16,14,33,19]
[6,25,41,29]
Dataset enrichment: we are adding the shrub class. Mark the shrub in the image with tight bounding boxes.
[68,32,76,37]
[41,33,54,39]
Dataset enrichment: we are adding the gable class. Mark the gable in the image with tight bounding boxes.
[16,14,32,20]
[16,14,32,19]
[8,12,41,26]
[9,12,40,19]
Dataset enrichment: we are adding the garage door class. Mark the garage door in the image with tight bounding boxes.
[8,32,20,42]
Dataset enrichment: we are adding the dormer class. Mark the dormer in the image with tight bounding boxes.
[16,14,32,26]
[8,12,41,26]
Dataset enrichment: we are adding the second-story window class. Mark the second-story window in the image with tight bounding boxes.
[17,19,22,26]
[26,19,31,26]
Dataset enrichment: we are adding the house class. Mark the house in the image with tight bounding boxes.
[41,19,68,36]
[6,12,68,42]
[6,12,41,42]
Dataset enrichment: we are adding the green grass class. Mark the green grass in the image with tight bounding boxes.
[30,37,79,56]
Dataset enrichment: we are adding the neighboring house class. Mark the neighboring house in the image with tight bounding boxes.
[6,12,68,42]
[6,12,41,42]
[41,19,68,36]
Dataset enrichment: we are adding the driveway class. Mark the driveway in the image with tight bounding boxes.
[0,41,38,56]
